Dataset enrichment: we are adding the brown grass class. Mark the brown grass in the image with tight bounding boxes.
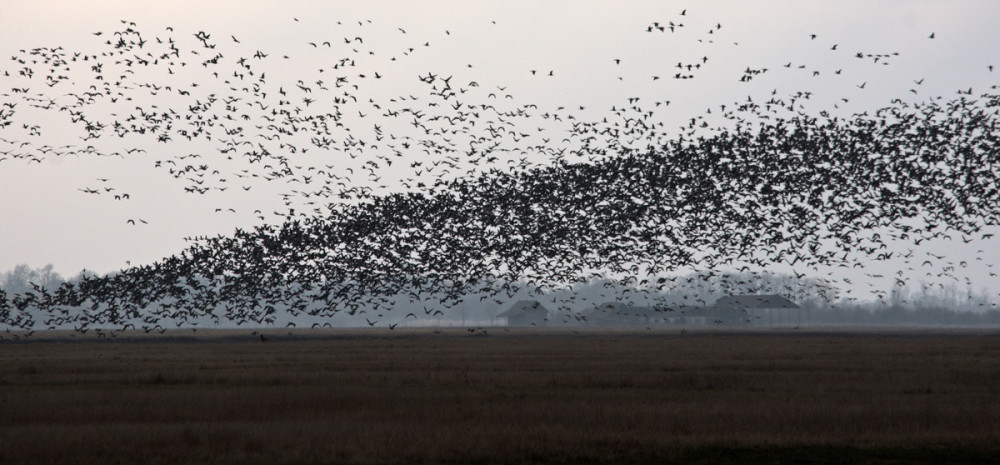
[2,328,999,464]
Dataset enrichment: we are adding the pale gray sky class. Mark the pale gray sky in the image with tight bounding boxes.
[1,1,998,300]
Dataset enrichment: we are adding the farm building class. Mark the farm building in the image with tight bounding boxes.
[578,295,801,326]
[711,294,800,326]
[499,300,550,326]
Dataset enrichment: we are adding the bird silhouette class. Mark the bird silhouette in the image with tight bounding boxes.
[0,11,996,334]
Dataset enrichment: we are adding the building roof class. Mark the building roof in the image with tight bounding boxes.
[713,294,799,309]
[498,300,550,317]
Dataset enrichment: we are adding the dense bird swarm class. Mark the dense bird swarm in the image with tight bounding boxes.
[1,12,998,333]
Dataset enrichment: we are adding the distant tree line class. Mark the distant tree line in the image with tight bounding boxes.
[790,299,1000,326]
[0,264,68,294]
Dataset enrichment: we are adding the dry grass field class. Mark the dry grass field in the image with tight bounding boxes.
[2,327,999,464]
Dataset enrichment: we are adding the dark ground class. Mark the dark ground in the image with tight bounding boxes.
[2,327,998,464]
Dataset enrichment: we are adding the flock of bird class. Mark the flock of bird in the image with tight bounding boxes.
[1,9,999,334]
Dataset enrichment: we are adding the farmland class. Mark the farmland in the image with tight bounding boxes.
[2,328,999,464]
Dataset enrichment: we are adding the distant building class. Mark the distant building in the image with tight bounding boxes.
[711,294,800,326]
[499,300,550,326]
[578,295,801,327]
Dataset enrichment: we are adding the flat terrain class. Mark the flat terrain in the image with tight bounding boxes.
[2,328,999,464]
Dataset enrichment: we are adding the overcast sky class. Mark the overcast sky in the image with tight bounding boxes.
[1,1,998,300]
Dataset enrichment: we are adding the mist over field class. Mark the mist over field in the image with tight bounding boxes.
[2,262,998,335]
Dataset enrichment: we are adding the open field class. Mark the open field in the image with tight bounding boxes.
[2,328,1000,464]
